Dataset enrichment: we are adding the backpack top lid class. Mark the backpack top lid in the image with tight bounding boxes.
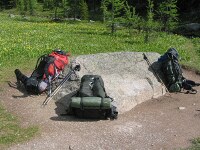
[167,48,179,60]
[158,48,179,62]
[53,49,70,56]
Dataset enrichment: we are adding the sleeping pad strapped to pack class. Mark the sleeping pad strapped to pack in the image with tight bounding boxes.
[69,75,118,120]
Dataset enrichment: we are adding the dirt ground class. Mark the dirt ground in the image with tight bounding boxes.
[1,69,200,150]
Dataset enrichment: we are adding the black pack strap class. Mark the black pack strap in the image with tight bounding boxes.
[110,105,118,120]
[94,76,114,102]
[55,57,66,67]
[185,88,197,94]
[80,97,84,110]
[44,61,57,80]
[31,54,48,78]
[93,77,108,98]
[196,83,200,86]
[100,97,104,110]
[35,54,47,70]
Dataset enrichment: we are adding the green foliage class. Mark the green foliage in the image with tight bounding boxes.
[53,0,60,19]
[68,0,80,20]
[186,137,200,150]
[28,0,37,15]
[157,0,178,32]
[43,0,54,10]
[192,38,200,55]
[124,1,141,34]
[146,0,154,23]
[0,104,39,146]
[62,0,69,17]
[16,0,25,15]
[108,0,125,34]
[144,0,154,43]
[100,0,109,22]
[42,0,68,19]
[16,0,37,16]
[79,0,89,20]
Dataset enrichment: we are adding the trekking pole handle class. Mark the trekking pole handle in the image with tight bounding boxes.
[143,53,148,61]
[42,64,81,107]
[42,70,74,106]
[74,64,81,71]
[143,53,171,95]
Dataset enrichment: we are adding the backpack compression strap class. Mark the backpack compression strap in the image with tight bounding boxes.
[44,62,57,80]
[35,54,47,70]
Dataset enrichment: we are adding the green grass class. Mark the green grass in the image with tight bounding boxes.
[185,138,200,150]
[0,104,39,148]
[0,13,199,71]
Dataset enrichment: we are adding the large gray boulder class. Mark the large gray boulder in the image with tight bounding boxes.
[185,23,200,31]
[55,52,166,114]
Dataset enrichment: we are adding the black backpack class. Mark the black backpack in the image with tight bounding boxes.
[69,75,118,120]
[158,48,183,92]
[27,50,69,94]
[158,48,199,93]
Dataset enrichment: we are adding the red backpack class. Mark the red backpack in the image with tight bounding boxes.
[31,49,70,81]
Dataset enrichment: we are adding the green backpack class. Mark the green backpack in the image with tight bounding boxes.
[78,75,106,98]
[69,75,118,120]
[158,48,183,92]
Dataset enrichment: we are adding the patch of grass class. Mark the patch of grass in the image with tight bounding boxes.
[186,138,200,150]
[0,59,36,83]
[0,13,199,71]
[0,104,39,148]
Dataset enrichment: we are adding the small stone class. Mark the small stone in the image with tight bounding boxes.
[178,107,185,110]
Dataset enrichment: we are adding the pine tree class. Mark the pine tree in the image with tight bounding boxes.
[124,1,141,35]
[62,0,69,17]
[28,0,37,15]
[112,0,125,33]
[24,0,28,12]
[44,0,62,20]
[144,0,154,43]
[43,0,48,10]
[68,0,80,20]
[79,0,89,20]
[16,0,25,15]
[43,0,55,10]
[104,0,125,34]
[158,0,178,32]
[54,0,59,20]
[100,0,109,22]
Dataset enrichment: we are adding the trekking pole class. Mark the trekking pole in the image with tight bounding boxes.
[48,76,52,97]
[42,64,81,106]
[143,53,171,95]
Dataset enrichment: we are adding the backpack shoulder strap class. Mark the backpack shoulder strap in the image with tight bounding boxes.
[43,56,56,79]
[31,54,48,78]
[35,54,48,70]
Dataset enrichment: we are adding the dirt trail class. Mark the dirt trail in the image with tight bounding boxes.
[1,69,200,150]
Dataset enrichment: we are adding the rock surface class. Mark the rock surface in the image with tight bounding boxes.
[185,23,200,31]
[55,52,166,114]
